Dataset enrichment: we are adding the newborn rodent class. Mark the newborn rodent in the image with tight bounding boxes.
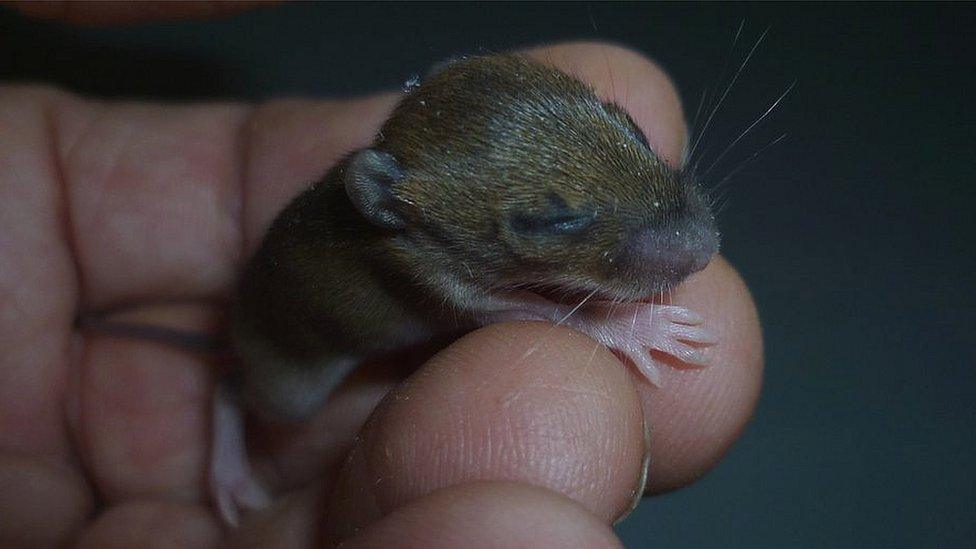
[210,53,720,524]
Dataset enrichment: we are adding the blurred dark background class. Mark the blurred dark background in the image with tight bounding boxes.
[2,2,973,547]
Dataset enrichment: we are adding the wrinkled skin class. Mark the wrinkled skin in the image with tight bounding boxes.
[0,6,763,545]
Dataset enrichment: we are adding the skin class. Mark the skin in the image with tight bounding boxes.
[0,4,763,547]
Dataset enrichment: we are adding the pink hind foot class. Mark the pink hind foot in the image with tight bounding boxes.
[210,385,270,527]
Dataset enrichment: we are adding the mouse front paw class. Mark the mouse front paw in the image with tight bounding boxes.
[584,304,717,386]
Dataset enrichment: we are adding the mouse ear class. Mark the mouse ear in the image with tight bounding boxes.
[344,149,408,230]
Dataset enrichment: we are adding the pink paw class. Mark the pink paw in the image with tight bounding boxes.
[211,385,271,527]
[211,463,271,527]
[585,303,717,386]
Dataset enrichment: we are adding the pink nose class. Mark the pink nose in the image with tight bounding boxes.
[623,223,719,280]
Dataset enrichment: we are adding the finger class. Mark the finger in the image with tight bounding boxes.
[0,86,78,459]
[7,0,279,26]
[221,483,615,549]
[223,488,323,549]
[250,354,407,491]
[639,256,763,493]
[527,43,763,493]
[74,500,220,549]
[47,92,395,309]
[78,328,212,502]
[239,95,396,253]
[0,454,93,547]
[6,86,397,519]
[52,95,250,309]
[524,42,688,168]
[320,322,647,545]
[343,482,622,549]
[0,86,90,548]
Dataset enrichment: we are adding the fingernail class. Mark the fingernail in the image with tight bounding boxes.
[614,407,652,525]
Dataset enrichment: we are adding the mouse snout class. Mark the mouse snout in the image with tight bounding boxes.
[619,221,719,284]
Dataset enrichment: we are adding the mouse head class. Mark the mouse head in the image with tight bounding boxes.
[344,54,718,306]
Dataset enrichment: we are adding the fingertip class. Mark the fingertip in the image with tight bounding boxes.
[0,455,94,547]
[79,334,212,503]
[225,488,325,549]
[641,255,764,493]
[323,322,648,543]
[522,41,688,168]
[242,94,399,251]
[75,500,220,549]
[342,481,622,549]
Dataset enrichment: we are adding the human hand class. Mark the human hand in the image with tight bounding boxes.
[0,7,762,546]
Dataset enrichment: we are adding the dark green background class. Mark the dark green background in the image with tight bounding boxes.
[2,2,973,547]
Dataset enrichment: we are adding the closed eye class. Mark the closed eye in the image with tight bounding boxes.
[509,210,594,236]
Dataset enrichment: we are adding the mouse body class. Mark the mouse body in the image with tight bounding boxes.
[212,54,719,525]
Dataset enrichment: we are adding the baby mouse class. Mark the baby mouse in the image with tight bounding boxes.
[211,53,720,525]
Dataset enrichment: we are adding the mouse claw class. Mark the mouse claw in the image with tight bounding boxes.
[657,318,718,346]
[655,305,706,325]
[637,305,716,368]
[616,345,664,387]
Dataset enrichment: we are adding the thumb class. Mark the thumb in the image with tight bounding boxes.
[342,482,622,549]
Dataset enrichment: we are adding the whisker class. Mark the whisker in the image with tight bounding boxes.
[688,19,742,152]
[688,25,768,164]
[582,296,621,375]
[623,298,638,353]
[555,287,600,327]
[686,87,710,165]
[701,81,795,180]
[710,132,788,196]
[517,285,599,364]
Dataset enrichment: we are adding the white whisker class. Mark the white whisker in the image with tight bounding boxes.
[710,132,788,195]
[688,19,742,152]
[688,25,768,163]
[555,287,600,327]
[701,81,795,180]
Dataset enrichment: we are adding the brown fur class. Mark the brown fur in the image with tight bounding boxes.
[232,54,715,419]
